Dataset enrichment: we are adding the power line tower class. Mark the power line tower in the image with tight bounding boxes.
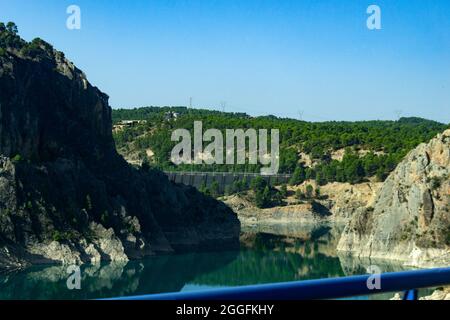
[394,109,403,120]
[220,101,227,113]
[298,110,304,121]
[189,96,193,173]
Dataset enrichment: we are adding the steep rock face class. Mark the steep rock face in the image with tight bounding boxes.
[321,182,382,222]
[337,130,450,267]
[0,34,239,270]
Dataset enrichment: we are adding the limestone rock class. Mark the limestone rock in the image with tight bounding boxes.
[28,242,83,265]
[420,288,450,300]
[88,222,128,262]
[338,130,450,267]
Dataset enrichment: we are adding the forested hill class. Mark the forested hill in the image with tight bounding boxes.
[112,106,448,186]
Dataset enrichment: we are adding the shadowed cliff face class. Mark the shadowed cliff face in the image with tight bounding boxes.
[0,50,113,162]
[0,31,240,270]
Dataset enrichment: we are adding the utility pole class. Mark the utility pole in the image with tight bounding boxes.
[221,101,227,113]
[189,96,193,174]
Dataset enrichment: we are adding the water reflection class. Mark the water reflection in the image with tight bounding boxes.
[0,224,409,300]
[0,251,237,300]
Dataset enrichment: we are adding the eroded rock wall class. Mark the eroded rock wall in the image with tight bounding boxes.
[338,130,450,267]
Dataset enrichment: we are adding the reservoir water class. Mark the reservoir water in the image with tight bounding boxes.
[0,223,419,300]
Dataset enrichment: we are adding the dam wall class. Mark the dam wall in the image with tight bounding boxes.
[164,172,292,193]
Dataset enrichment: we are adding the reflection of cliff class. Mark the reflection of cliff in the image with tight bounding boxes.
[242,224,344,258]
[0,251,238,300]
[0,224,413,299]
[193,226,408,288]
[131,252,238,296]
[192,232,345,287]
[337,253,408,277]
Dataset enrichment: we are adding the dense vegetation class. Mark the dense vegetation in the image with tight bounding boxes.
[113,106,448,187]
[0,22,55,59]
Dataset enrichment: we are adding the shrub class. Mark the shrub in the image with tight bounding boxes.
[255,186,272,208]
[11,154,22,162]
[279,184,288,198]
[305,185,314,199]
[430,176,442,190]
[295,189,305,201]
[210,180,220,198]
[51,230,77,242]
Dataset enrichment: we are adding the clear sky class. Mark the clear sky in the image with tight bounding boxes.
[1,0,449,122]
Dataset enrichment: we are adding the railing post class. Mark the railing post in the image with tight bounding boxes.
[403,289,418,301]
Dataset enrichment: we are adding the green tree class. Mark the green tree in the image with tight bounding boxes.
[255,186,272,209]
[250,176,267,193]
[295,189,305,201]
[279,148,298,173]
[210,180,220,198]
[279,184,288,198]
[315,187,321,198]
[315,171,327,186]
[6,22,18,35]
[11,154,23,163]
[199,182,210,196]
[305,184,314,199]
[290,166,306,185]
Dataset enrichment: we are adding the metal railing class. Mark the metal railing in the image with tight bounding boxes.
[108,267,450,300]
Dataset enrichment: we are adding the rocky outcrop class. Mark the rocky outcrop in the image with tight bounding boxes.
[419,287,450,300]
[0,28,239,271]
[224,181,381,227]
[391,287,450,300]
[224,193,324,225]
[338,130,450,267]
[321,182,382,222]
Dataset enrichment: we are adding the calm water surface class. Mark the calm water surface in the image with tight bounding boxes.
[0,224,418,300]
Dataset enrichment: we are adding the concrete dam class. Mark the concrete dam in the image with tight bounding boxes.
[164,171,292,193]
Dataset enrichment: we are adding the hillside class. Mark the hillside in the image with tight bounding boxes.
[0,23,240,271]
[112,107,448,187]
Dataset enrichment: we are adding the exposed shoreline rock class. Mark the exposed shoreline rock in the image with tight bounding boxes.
[419,287,450,300]
[337,130,450,267]
[223,181,381,228]
[227,195,329,226]
[391,287,450,300]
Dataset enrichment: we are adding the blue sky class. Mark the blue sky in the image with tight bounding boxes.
[1,0,449,122]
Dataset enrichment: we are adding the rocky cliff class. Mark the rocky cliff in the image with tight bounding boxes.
[337,129,450,267]
[0,27,239,271]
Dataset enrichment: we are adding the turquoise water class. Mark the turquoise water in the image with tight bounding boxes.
[0,224,416,300]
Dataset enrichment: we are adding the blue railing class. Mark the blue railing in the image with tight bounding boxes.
[109,267,450,300]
